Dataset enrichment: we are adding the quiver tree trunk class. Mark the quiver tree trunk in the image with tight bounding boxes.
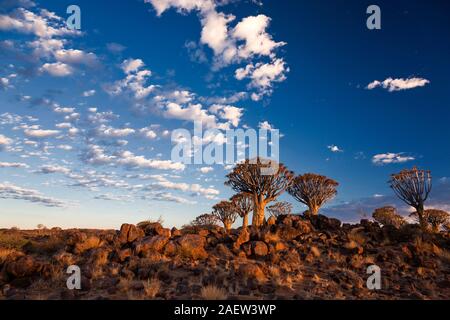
[223,221,232,233]
[242,214,249,229]
[309,204,320,215]
[416,203,429,232]
[252,199,266,227]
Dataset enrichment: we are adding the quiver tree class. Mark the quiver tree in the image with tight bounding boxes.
[267,201,293,217]
[372,206,405,229]
[389,167,432,231]
[423,209,449,233]
[191,213,219,228]
[230,193,253,229]
[212,201,238,232]
[287,173,338,216]
[225,158,294,227]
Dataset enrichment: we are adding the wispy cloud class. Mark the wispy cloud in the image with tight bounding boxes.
[367,77,430,92]
[372,152,415,165]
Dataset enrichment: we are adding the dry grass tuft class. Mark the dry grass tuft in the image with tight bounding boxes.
[200,285,227,300]
[143,278,161,299]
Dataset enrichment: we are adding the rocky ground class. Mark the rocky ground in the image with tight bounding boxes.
[0,214,449,300]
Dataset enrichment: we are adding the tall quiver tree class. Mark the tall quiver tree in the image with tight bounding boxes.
[212,201,238,233]
[389,167,432,231]
[225,158,294,227]
[231,193,253,228]
[288,173,339,216]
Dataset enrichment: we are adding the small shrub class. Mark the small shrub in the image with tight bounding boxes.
[372,206,405,228]
[424,209,449,233]
[200,285,227,300]
[0,231,28,249]
[143,278,160,299]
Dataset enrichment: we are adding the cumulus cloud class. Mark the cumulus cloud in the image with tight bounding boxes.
[38,164,71,174]
[145,0,288,98]
[54,49,98,67]
[0,182,68,207]
[0,134,12,149]
[258,121,274,130]
[146,175,219,198]
[96,125,136,138]
[139,126,158,140]
[24,128,59,138]
[198,166,214,174]
[0,8,79,39]
[367,77,430,92]
[82,89,96,97]
[40,62,73,76]
[163,102,218,128]
[106,58,156,99]
[235,58,289,100]
[328,145,343,153]
[372,153,415,165]
[115,150,185,171]
[208,104,242,127]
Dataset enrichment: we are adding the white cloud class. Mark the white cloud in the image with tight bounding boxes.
[372,153,415,165]
[121,58,145,74]
[24,128,59,138]
[147,175,219,197]
[80,144,115,165]
[163,102,218,128]
[97,125,136,138]
[0,8,79,39]
[107,59,156,99]
[198,166,214,174]
[328,145,343,153]
[235,58,288,100]
[139,127,158,140]
[82,89,96,97]
[54,49,98,67]
[94,193,133,202]
[208,104,242,127]
[0,162,29,168]
[40,62,73,77]
[39,164,71,174]
[258,121,274,130]
[232,15,286,59]
[56,144,73,151]
[0,134,12,149]
[367,77,430,92]
[145,0,288,98]
[115,150,185,171]
[0,182,67,207]
[148,192,197,205]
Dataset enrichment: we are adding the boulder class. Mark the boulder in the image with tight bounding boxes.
[117,248,132,262]
[74,236,102,254]
[238,263,266,282]
[134,235,169,255]
[118,224,145,244]
[310,215,341,231]
[164,240,178,256]
[267,216,276,226]
[233,228,250,250]
[251,241,268,257]
[177,234,208,259]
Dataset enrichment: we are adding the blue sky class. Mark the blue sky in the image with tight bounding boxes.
[1,0,449,229]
